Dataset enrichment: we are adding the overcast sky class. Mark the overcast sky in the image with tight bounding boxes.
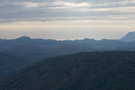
[0,0,135,40]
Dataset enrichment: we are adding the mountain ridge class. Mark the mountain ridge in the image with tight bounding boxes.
[0,51,135,90]
[120,32,135,42]
[0,32,135,76]
[0,52,31,76]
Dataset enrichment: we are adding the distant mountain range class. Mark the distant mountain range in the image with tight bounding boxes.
[0,32,135,90]
[120,32,135,42]
[0,32,135,75]
[0,51,135,90]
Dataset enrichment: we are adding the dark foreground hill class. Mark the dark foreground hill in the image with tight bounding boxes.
[0,51,135,90]
[0,52,31,76]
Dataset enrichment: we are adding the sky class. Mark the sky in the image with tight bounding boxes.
[0,0,135,40]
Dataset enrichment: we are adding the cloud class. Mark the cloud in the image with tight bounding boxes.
[52,1,91,8]
[13,2,39,8]
[0,0,135,23]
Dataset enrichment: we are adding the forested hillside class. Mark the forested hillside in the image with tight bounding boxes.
[0,52,31,75]
[0,51,135,90]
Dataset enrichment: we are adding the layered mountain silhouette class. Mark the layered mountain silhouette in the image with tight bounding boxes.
[0,32,135,75]
[0,32,135,89]
[0,51,135,90]
[120,32,135,42]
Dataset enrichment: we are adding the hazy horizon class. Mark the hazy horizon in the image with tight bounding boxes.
[0,32,129,40]
[0,0,135,40]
